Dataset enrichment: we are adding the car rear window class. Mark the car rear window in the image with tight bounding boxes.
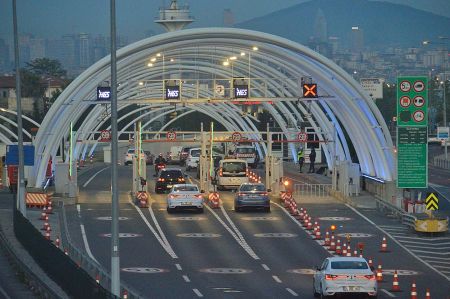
[330,261,368,270]
[127,149,135,154]
[160,170,183,178]
[236,148,255,154]
[174,186,198,192]
[240,184,265,192]
[222,162,246,172]
[190,149,200,157]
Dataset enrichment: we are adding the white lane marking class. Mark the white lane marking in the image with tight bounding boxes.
[417,255,450,261]
[130,200,178,259]
[193,288,203,297]
[77,204,81,218]
[286,288,299,297]
[148,202,172,249]
[183,275,191,282]
[345,204,450,282]
[272,275,282,283]
[220,205,246,242]
[410,249,450,256]
[175,264,182,271]
[271,201,331,255]
[80,224,100,265]
[405,244,450,250]
[429,183,450,204]
[0,285,11,299]
[204,204,260,260]
[262,264,270,271]
[394,236,450,241]
[82,166,109,187]
[380,289,396,298]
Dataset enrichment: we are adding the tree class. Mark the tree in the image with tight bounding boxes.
[20,69,45,98]
[26,58,67,78]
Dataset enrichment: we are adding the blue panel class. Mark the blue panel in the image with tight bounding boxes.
[5,145,35,166]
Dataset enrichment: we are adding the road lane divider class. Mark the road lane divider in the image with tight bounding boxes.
[285,288,299,297]
[175,264,182,271]
[130,198,178,259]
[80,224,100,265]
[204,204,260,260]
[192,288,203,298]
[82,166,109,187]
[182,275,191,282]
[272,275,282,283]
[261,264,270,271]
[147,200,173,252]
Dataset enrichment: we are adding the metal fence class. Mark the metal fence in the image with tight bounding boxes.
[433,156,450,170]
[59,202,144,299]
[294,183,332,198]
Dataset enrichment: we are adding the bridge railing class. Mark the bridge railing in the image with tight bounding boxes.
[294,183,332,198]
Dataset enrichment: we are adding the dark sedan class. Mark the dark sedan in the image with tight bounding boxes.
[155,168,186,193]
[234,183,270,212]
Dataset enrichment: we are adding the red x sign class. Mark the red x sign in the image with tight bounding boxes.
[303,83,318,98]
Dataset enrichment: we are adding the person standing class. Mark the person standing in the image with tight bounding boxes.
[297,147,305,173]
[309,147,316,173]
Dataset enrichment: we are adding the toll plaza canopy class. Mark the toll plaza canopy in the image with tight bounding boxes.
[30,28,395,187]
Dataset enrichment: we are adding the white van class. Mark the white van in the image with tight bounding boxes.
[234,145,258,168]
[216,159,249,190]
[168,146,183,164]
[185,147,201,170]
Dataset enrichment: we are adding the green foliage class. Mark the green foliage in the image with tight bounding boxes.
[26,58,67,77]
[20,69,46,98]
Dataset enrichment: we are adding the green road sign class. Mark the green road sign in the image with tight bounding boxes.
[425,193,438,210]
[397,127,428,188]
[397,76,428,127]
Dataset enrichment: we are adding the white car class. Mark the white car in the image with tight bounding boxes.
[166,184,204,213]
[313,257,377,298]
[185,148,201,170]
[124,148,146,165]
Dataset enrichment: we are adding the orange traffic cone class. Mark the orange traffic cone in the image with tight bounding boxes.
[64,248,69,255]
[315,226,321,240]
[42,221,49,231]
[346,244,352,257]
[40,207,47,220]
[55,236,60,248]
[95,273,100,284]
[376,264,383,282]
[334,239,341,255]
[391,270,401,292]
[353,250,358,257]
[123,290,128,299]
[324,231,330,246]
[425,288,431,299]
[342,243,348,256]
[368,257,374,268]
[45,231,50,240]
[330,235,336,251]
[410,281,417,299]
[380,236,389,252]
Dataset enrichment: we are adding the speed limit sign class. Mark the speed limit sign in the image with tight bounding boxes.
[100,130,111,142]
[231,132,242,142]
[166,131,177,140]
[297,132,307,142]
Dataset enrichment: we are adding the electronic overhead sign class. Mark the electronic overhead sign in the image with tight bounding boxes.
[96,86,111,101]
[234,85,249,99]
[303,83,318,98]
[165,80,180,100]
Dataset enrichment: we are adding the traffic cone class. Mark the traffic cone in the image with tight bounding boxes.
[45,231,50,240]
[380,236,389,253]
[40,208,47,220]
[330,234,336,251]
[42,221,49,231]
[47,205,53,214]
[307,218,313,230]
[55,236,60,248]
[315,226,321,240]
[324,231,331,246]
[123,290,128,299]
[346,244,352,257]
[46,225,51,232]
[391,270,401,292]
[353,250,358,257]
[64,248,69,255]
[410,281,417,299]
[376,264,383,282]
[425,288,431,299]
[95,273,100,284]
[335,239,341,255]
[342,243,347,256]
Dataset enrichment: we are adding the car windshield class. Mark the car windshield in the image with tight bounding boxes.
[127,149,135,154]
[236,148,255,154]
[190,149,200,157]
[160,170,183,178]
[173,186,198,192]
[240,184,265,192]
[330,261,368,270]
[223,162,246,172]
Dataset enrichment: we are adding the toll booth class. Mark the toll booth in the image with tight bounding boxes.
[334,160,360,196]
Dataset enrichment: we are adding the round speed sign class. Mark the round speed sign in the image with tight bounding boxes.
[297,132,307,142]
[166,131,177,140]
[100,130,111,141]
[231,132,242,142]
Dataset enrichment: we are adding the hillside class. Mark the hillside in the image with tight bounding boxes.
[236,0,450,48]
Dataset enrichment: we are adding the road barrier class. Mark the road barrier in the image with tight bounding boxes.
[432,155,450,170]
[135,191,148,208]
[294,183,331,198]
[208,192,220,208]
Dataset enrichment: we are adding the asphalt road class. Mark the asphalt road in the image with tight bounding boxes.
[64,163,450,298]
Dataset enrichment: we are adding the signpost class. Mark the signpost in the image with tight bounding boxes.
[397,76,428,189]
[360,78,383,100]
[437,127,449,141]
[425,193,438,211]
[166,131,176,141]
[231,132,242,142]
[100,130,111,142]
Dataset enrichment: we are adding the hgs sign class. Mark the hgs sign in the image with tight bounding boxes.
[97,87,111,100]
[234,85,249,99]
[165,86,180,100]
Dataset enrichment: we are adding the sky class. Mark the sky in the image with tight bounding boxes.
[1,0,449,43]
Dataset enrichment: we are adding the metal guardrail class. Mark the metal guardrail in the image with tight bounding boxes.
[432,156,450,170]
[294,183,332,198]
[401,213,418,229]
[59,202,144,299]
[0,224,61,299]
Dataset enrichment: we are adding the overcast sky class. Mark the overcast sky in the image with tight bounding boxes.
[1,0,449,43]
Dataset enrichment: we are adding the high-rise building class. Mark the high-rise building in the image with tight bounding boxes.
[155,0,194,32]
[29,37,46,61]
[78,33,92,68]
[350,26,364,53]
[223,9,235,27]
[313,9,327,43]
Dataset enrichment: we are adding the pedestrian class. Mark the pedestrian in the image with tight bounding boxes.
[297,147,305,173]
[309,147,316,173]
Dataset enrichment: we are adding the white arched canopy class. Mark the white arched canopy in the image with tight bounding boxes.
[32,28,394,187]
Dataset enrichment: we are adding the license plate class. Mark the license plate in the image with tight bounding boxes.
[343,286,360,291]
[167,185,172,188]
[181,202,191,205]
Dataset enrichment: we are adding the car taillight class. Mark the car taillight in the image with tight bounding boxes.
[178,177,185,182]
[362,274,376,280]
[261,192,268,196]
[158,178,165,182]
[237,193,244,196]
[195,194,203,199]
[169,195,176,199]
[325,274,346,280]
[219,167,223,176]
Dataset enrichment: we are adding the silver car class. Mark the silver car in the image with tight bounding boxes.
[166,184,204,213]
[313,257,377,298]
